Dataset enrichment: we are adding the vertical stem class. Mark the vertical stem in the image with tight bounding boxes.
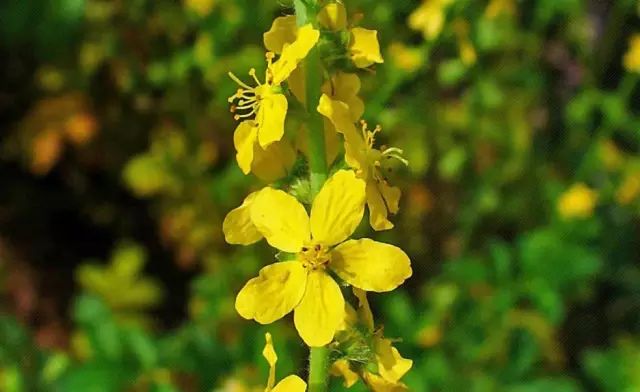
[308,346,329,392]
[294,2,329,391]
[295,0,327,197]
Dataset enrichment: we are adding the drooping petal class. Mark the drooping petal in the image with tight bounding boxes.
[222,191,263,245]
[349,27,384,68]
[257,93,288,148]
[263,15,298,54]
[263,333,278,389]
[235,261,307,324]
[352,288,374,331]
[325,72,364,121]
[330,359,360,388]
[310,170,366,246]
[270,24,320,84]
[318,3,347,31]
[317,94,364,150]
[379,182,401,214]
[293,270,345,347]
[250,187,310,252]
[288,66,307,105]
[375,337,413,384]
[331,238,412,292]
[252,139,296,183]
[367,181,394,231]
[233,121,258,174]
[271,375,307,392]
[363,372,408,392]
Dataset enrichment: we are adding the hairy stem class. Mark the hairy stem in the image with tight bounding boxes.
[308,346,330,392]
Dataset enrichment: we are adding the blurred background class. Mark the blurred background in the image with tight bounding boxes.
[1,0,640,390]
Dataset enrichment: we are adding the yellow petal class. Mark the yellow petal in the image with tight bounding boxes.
[263,15,298,54]
[367,182,394,231]
[310,170,366,246]
[270,24,320,84]
[252,139,296,183]
[271,375,307,392]
[257,93,288,148]
[363,372,408,392]
[317,94,363,147]
[331,239,412,292]
[250,187,310,252]
[263,332,278,389]
[322,72,364,121]
[379,182,401,214]
[222,191,263,245]
[330,359,360,388]
[233,121,258,174]
[375,338,413,383]
[349,27,384,68]
[288,67,307,105]
[318,3,347,31]
[293,270,345,347]
[235,261,307,324]
[353,288,374,331]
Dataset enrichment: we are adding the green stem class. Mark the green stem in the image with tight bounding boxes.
[308,346,330,392]
[295,0,327,197]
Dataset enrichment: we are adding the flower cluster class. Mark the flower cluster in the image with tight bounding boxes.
[222,1,413,390]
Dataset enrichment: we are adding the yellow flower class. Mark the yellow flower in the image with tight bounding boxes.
[623,34,640,73]
[408,0,455,41]
[233,120,296,181]
[557,183,598,219]
[317,3,383,69]
[453,19,477,66]
[484,0,516,19]
[228,23,319,152]
[332,289,412,392]
[262,333,307,392]
[318,95,407,231]
[233,170,412,346]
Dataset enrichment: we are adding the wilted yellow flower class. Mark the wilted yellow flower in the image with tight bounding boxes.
[557,183,598,219]
[31,128,63,175]
[408,0,455,41]
[230,170,412,346]
[617,172,640,205]
[262,333,307,392]
[623,34,640,73]
[318,95,407,231]
[332,289,412,391]
[228,24,319,167]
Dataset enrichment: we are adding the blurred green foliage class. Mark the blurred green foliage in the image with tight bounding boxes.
[1,0,640,391]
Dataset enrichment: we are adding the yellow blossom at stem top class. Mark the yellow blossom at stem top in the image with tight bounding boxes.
[231,170,412,347]
[623,34,640,73]
[228,24,319,151]
[332,289,412,392]
[557,183,598,219]
[262,333,307,392]
[318,95,407,231]
[408,0,455,41]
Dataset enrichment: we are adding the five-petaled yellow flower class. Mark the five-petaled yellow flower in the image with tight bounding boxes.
[262,333,307,392]
[228,24,319,173]
[231,170,412,347]
[318,95,407,231]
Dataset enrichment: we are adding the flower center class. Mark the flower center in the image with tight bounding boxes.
[299,243,331,270]
[227,53,278,122]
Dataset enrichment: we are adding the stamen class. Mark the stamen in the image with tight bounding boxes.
[228,72,253,90]
[248,68,262,86]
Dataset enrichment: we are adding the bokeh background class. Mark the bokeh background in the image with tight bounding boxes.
[2,0,640,390]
